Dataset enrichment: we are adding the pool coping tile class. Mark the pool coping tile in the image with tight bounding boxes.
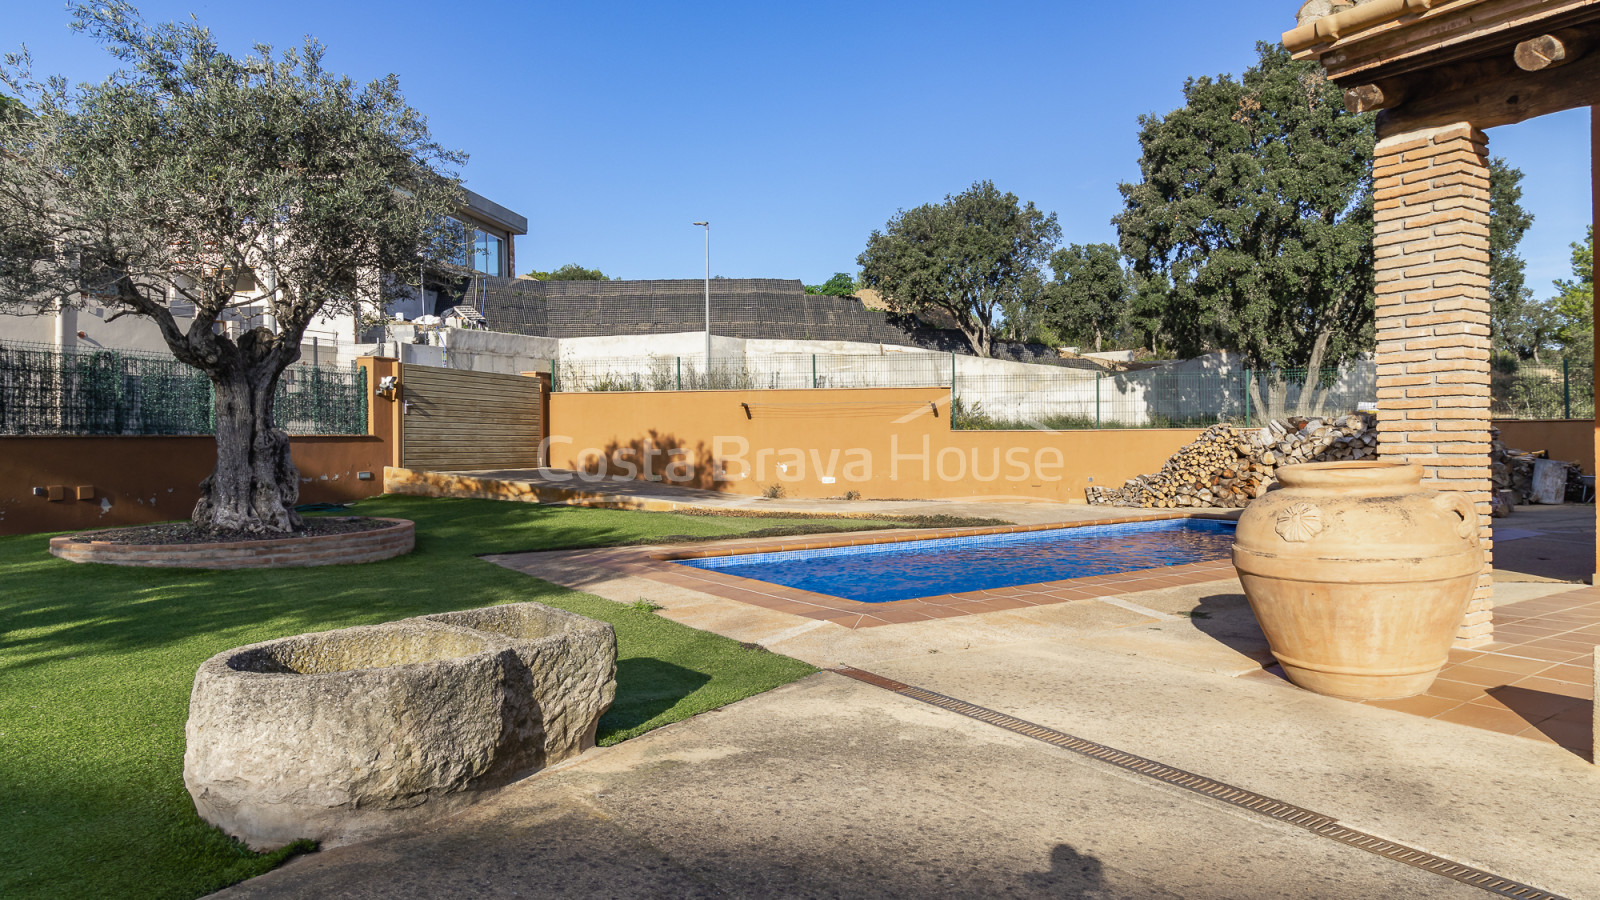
[603,513,1240,629]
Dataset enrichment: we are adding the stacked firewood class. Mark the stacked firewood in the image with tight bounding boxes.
[1086,412,1379,509]
[1491,429,1583,509]
[1491,436,1542,505]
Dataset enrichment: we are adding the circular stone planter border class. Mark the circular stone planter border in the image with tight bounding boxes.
[48,517,415,569]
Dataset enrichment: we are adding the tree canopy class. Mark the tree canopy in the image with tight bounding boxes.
[1553,226,1594,344]
[805,272,856,296]
[1486,158,1557,361]
[524,263,610,281]
[1115,42,1375,416]
[1044,243,1130,353]
[858,180,1059,357]
[0,1,464,533]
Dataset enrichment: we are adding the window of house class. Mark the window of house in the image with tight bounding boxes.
[472,230,502,277]
[443,216,504,277]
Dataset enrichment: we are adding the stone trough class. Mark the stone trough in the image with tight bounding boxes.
[183,603,616,850]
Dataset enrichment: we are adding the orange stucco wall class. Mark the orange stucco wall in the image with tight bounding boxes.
[0,435,391,536]
[547,388,1203,503]
[1493,419,1596,475]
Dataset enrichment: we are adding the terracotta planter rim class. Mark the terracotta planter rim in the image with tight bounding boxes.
[1275,460,1423,490]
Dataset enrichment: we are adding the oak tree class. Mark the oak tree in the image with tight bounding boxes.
[858,180,1060,357]
[1115,43,1375,417]
[1045,243,1130,353]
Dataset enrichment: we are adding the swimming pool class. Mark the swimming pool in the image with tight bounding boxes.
[677,518,1236,604]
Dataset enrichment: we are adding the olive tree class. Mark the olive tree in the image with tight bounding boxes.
[0,2,464,533]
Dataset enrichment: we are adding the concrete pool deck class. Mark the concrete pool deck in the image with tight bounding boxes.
[216,501,1599,898]
[489,505,1594,756]
[217,612,1600,899]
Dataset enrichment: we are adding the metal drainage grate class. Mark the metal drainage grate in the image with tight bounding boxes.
[830,665,1567,900]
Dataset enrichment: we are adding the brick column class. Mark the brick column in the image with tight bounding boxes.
[1591,105,1599,586]
[1372,122,1494,649]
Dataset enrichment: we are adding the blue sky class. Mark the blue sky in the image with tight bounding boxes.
[10,1,1592,299]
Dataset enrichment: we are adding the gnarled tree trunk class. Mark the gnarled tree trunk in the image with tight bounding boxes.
[191,345,303,534]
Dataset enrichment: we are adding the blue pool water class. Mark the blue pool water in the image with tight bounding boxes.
[678,518,1236,603]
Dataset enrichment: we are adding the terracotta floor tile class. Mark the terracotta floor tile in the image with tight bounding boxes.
[1432,703,1533,735]
[1510,675,1594,701]
[868,607,937,625]
[1435,663,1519,688]
[1514,725,1561,745]
[1424,678,1491,703]
[1363,694,1464,717]
[1470,686,1588,724]
[1494,645,1583,663]
[1492,627,1563,641]
[1524,636,1600,653]
[1549,700,1596,723]
[1522,718,1594,755]
[1535,663,1595,685]
[1468,654,1557,676]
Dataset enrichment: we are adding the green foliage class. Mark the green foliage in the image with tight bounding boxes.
[0,2,464,344]
[1487,158,1556,361]
[804,272,857,296]
[1115,43,1374,414]
[1045,243,1131,353]
[0,91,26,123]
[1553,226,1594,343]
[858,180,1060,358]
[0,2,465,530]
[0,496,831,899]
[525,263,611,281]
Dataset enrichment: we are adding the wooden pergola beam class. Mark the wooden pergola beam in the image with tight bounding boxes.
[1515,30,1592,71]
[1376,40,1600,138]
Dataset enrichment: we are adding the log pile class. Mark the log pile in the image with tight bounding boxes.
[1086,412,1379,509]
[1491,428,1581,510]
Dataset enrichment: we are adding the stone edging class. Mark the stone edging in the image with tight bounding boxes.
[48,517,414,569]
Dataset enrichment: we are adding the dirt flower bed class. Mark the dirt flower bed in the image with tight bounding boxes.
[72,517,389,545]
[50,518,415,569]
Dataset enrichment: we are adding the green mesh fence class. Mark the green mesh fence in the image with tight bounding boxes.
[0,341,368,436]
[550,352,1382,430]
[1490,356,1594,421]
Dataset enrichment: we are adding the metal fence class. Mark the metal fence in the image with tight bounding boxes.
[553,352,968,392]
[951,366,1379,430]
[548,351,1385,429]
[1489,357,1594,421]
[0,341,368,436]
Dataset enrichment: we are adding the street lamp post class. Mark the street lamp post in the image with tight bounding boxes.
[693,221,709,373]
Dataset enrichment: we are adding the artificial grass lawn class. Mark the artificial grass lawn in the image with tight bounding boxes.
[0,496,903,900]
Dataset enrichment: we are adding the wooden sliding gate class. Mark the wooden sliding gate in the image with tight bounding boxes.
[399,364,547,471]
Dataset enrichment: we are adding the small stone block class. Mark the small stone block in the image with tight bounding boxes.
[47,485,65,502]
[75,485,94,501]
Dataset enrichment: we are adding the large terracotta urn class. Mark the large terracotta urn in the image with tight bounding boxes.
[1232,461,1482,700]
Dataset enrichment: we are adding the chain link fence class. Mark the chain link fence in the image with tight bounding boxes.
[0,341,368,436]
